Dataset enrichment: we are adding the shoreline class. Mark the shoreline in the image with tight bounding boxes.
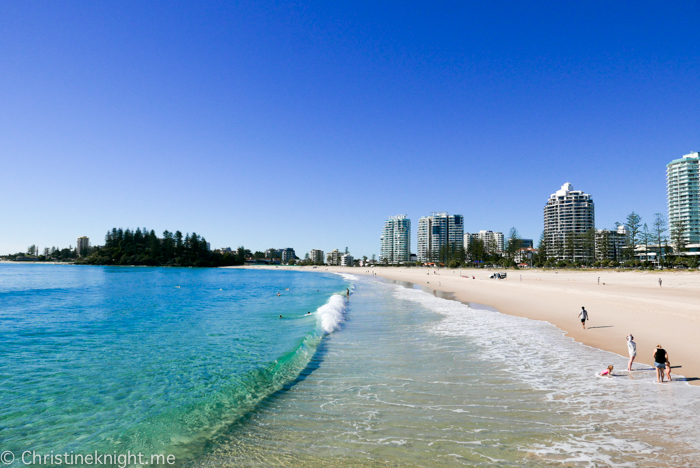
[231,265,700,386]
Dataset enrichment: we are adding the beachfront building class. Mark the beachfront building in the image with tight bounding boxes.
[340,254,354,267]
[326,249,342,266]
[464,231,504,253]
[309,249,324,264]
[667,152,700,245]
[416,212,464,263]
[544,183,595,261]
[594,225,627,262]
[76,236,90,257]
[279,248,296,263]
[380,215,411,264]
[514,247,538,264]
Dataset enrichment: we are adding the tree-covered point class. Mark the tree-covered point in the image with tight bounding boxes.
[76,228,245,267]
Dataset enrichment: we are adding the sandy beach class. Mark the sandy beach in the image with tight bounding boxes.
[240,265,700,385]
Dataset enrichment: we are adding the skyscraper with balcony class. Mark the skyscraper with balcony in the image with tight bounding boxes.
[667,152,700,245]
[380,215,411,264]
[416,212,464,263]
[543,183,595,261]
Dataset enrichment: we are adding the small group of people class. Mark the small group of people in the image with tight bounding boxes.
[581,307,673,383]
[600,334,672,383]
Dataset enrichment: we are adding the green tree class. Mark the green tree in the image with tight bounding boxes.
[467,238,485,264]
[653,213,668,266]
[624,212,642,261]
[536,232,548,266]
[641,223,651,263]
[671,220,687,255]
[564,232,575,262]
[506,227,522,260]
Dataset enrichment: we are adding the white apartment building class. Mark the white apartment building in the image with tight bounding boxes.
[340,254,354,267]
[543,183,595,261]
[326,249,341,266]
[464,231,504,253]
[667,152,700,245]
[595,225,627,262]
[309,249,324,264]
[380,215,411,264]
[416,212,464,263]
[76,236,90,257]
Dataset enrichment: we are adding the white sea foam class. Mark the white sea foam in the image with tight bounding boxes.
[316,294,348,334]
[392,285,700,466]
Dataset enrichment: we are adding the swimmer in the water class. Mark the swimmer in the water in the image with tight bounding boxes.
[279,315,283,318]
[307,311,311,315]
[277,292,280,296]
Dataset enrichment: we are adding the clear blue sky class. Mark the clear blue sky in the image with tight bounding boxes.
[2,1,699,257]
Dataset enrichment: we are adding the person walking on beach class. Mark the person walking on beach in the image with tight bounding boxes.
[579,306,589,329]
[626,334,636,371]
[653,345,668,383]
[659,278,662,287]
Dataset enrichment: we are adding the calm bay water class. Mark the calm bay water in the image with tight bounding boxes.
[2,264,700,467]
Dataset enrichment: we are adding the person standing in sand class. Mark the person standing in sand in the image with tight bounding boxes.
[626,334,636,371]
[659,278,662,287]
[653,345,668,383]
[578,306,589,329]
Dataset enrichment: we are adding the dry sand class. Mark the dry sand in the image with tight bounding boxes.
[241,265,700,385]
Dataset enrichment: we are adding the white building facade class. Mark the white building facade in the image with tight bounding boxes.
[464,231,504,253]
[380,215,411,264]
[667,152,700,245]
[595,225,627,262]
[544,183,595,261]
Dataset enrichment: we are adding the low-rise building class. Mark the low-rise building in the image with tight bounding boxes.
[595,225,627,261]
[514,247,538,264]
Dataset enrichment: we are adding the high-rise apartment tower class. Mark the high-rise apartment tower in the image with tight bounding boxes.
[380,215,411,264]
[417,212,464,263]
[543,183,595,261]
[76,236,90,257]
[667,152,700,245]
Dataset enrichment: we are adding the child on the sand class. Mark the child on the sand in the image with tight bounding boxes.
[600,365,613,377]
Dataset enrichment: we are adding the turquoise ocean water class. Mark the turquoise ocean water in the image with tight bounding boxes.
[0,264,350,464]
[2,264,700,467]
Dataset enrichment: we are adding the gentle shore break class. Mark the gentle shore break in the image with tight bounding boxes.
[234,265,700,385]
